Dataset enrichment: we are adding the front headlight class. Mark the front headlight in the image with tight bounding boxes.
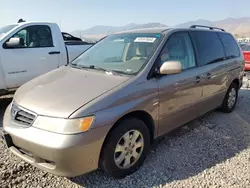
[32,116,95,134]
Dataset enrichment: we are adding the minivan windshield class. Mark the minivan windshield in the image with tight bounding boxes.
[71,33,162,75]
[0,24,18,38]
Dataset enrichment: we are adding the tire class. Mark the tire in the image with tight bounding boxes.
[220,82,238,113]
[100,117,150,178]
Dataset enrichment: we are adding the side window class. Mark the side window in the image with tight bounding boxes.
[190,31,225,66]
[218,33,240,58]
[5,25,53,48]
[159,32,196,70]
[26,25,53,48]
[13,29,27,47]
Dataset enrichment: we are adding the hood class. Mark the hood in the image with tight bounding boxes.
[14,66,131,118]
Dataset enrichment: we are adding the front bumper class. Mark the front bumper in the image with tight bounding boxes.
[2,104,110,177]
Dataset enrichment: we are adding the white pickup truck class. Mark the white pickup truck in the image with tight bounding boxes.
[0,21,93,95]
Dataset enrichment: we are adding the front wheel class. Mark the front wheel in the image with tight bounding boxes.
[100,117,150,178]
[220,82,238,113]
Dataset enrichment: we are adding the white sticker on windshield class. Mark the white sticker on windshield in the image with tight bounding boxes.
[134,37,156,43]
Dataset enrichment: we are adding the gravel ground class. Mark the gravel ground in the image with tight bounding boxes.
[1,80,250,188]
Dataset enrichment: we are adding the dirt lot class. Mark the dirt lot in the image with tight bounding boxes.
[0,86,250,187]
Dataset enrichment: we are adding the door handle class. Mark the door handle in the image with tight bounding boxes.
[195,76,200,84]
[49,51,61,55]
[207,73,211,79]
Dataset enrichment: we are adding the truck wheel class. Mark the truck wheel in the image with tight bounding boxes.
[220,82,238,113]
[100,117,150,178]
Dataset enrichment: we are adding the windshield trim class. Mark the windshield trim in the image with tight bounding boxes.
[69,33,164,76]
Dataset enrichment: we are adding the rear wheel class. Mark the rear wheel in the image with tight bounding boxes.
[100,117,150,178]
[220,82,238,113]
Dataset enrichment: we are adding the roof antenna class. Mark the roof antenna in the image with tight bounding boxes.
[18,18,26,23]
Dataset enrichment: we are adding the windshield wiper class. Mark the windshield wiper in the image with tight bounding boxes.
[89,65,111,73]
[88,65,133,75]
[72,64,114,73]
[71,64,132,75]
[111,69,134,75]
[70,64,82,69]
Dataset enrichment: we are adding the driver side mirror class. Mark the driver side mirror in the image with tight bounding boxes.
[159,61,182,75]
[5,37,21,48]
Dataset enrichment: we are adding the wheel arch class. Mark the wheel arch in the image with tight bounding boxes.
[232,78,240,89]
[98,110,156,165]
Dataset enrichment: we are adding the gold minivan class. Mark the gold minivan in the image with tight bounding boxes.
[1,25,244,178]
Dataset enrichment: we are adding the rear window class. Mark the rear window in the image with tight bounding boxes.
[190,31,225,66]
[218,33,240,58]
[242,45,250,51]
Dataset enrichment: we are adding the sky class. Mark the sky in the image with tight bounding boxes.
[1,0,250,32]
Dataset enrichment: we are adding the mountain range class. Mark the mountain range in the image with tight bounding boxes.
[71,17,250,41]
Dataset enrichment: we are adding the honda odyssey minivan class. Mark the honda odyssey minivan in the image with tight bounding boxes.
[1,25,244,178]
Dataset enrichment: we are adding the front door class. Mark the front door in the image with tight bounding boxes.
[157,32,204,136]
[1,25,60,89]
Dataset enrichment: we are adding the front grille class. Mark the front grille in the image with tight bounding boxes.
[15,110,36,126]
[11,102,36,126]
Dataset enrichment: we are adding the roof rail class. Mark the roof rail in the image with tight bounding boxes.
[190,25,225,32]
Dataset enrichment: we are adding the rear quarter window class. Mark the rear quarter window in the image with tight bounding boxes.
[190,31,225,66]
[218,33,240,58]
